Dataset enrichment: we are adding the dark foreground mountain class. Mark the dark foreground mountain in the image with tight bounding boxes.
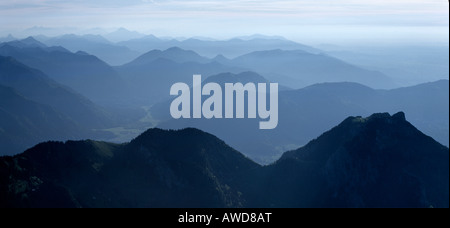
[0,128,259,208]
[0,112,448,208]
[248,112,449,208]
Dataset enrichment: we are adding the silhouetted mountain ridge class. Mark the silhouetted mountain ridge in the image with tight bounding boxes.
[124,47,210,66]
[259,112,449,208]
[0,128,259,208]
[0,112,447,208]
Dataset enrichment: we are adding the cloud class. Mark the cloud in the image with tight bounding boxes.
[2,0,447,15]
[0,0,448,42]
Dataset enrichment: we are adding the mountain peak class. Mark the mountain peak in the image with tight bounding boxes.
[22,36,38,42]
[273,112,448,208]
[392,111,406,121]
[116,27,130,32]
[24,36,45,46]
[0,127,261,207]
[346,112,406,125]
[126,46,210,66]
[213,54,229,62]
[105,28,146,43]
[3,36,47,49]
[76,51,90,56]
[131,127,218,146]
[282,111,444,163]
[165,46,184,52]
[54,34,110,44]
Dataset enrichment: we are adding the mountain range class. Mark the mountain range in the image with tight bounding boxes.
[0,36,447,164]
[115,46,396,106]
[125,47,211,65]
[152,72,448,164]
[0,56,116,155]
[0,37,396,105]
[116,49,244,106]
[215,49,394,89]
[118,35,321,59]
[325,46,449,87]
[0,112,447,208]
[1,41,447,163]
[37,34,141,66]
[248,112,449,208]
[14,33,322,66]
[0,37,128,105]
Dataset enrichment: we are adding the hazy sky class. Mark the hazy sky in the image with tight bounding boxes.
[0,0,448,44]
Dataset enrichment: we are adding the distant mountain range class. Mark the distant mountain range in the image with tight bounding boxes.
[5,33,321,66]
[0,37,395,100]
[118,35,321,58]
[152,72,448,164]
[119,46,394,89]
[125,47,211,65]
[216,49,394,89]
[37,34,141,66]
[1,33,445,89]
[115,49,244,105]
[0,113,447,208]
[0,36,446,164]
[0,37,128,105]
[325,46,449,87]
[115,46,395,107]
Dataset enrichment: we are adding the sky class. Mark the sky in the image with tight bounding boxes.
[0,0,448,44]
